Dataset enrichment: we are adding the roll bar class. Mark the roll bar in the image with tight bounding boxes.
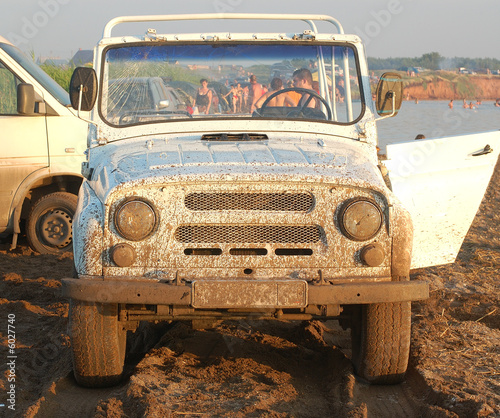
[103,13,344,38]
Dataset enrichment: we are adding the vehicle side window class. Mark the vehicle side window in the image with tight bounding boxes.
[0,61,21,115]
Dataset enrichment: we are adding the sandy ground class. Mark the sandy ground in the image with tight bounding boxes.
[0,162,498,417]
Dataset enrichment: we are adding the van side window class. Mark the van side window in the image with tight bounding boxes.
[0,61,21,115]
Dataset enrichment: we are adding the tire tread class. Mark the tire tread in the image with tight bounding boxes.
[69,300,126,387]
[352,301,411,384]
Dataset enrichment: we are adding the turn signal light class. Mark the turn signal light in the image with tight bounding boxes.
[360,243,385,267]
[111,243,136,267]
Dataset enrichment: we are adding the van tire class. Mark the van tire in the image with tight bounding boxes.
[69,300,127,387]
[350,301,411,384]
[26,192,77,254]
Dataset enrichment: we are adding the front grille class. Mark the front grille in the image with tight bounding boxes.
[185,192,313,212]
[175,225,321,244]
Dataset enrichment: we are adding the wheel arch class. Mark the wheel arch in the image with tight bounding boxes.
[10,172,83,249]
[19,174,83,219]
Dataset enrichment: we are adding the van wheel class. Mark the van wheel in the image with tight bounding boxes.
[350,301,411,384]
[26,192,77,254]
[69,300,127,387]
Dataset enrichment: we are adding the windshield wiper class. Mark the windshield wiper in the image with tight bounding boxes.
[201,133,269,141]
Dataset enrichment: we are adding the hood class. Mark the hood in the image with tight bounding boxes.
[88,134,386,203]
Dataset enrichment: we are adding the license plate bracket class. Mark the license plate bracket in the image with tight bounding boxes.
[192,280,308,309]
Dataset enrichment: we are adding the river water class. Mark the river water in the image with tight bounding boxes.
[377,100,500,150]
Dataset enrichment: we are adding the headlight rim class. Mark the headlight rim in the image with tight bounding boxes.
[338,197,383,242]
[113,197,158,242]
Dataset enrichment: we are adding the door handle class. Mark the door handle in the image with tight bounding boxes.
[472,144,493,156]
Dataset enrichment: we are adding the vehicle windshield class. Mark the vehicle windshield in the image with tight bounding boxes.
[100,42,363,127]
[0,42,71,106]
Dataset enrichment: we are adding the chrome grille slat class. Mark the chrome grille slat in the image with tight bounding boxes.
[185,192,313,212]
[175,225,321,244]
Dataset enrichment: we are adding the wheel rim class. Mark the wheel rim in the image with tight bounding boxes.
[38,208,73,248]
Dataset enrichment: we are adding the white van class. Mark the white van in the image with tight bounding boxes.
[0,36,88,253]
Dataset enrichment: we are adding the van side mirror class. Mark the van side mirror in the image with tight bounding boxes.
[70,67,98,112]
[17,84,35,115]
[375,72,403,118]
[158,100,170,109]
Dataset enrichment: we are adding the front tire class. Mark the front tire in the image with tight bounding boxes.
[350,301,411,384]
[26,192,78,254]
[69,300,127,387]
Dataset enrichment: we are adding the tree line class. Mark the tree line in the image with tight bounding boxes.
[368,52,500,71]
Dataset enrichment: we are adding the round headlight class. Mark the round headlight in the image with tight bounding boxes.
[339,198,383,241]
[114,199,157,241]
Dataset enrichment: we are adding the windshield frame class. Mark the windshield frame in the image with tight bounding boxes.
[97,40,366,129]
[0,42,71,107]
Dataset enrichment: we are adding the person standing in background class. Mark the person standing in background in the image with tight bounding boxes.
[195,79,212,115]
[249,75,264,113]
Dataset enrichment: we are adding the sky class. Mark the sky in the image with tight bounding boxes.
[1,0,499,61]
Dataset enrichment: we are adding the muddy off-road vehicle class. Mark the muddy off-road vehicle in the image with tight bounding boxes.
[62,14,500,387]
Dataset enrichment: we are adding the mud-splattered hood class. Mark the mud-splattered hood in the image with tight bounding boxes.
[87,134,387,203]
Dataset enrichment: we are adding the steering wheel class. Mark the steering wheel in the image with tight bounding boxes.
[258,87,332,120]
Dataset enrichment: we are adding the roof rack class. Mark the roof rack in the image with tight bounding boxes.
[103,13,344,38]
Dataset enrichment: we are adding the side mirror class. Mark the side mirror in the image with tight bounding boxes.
[69,67,98,112]
[375,72,403,118]
[158,100,170,110]
[17,84,35,115]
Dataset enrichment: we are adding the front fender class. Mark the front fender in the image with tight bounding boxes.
[73,181,104,276]
[390,203,413,281]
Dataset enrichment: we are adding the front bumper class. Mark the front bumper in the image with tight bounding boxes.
[62,276,429,307]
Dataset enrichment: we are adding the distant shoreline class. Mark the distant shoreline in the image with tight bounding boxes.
[401,98,500,103]
[398,72,500,101]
